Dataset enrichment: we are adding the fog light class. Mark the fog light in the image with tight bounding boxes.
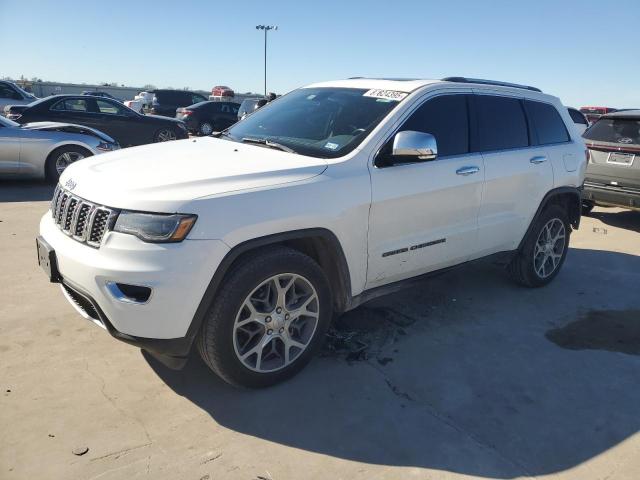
[106,281,152,304]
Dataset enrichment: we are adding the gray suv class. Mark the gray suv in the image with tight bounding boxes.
[582,110,640,212]
[0,80,37,113]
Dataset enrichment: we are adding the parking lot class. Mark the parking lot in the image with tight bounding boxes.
[0,180,638,479]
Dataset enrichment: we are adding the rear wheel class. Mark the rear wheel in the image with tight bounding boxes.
[45,146,92,183]
[197,246,332,388]
[508,204,570,287]
[199,122,214,136]
[154,128,177,142]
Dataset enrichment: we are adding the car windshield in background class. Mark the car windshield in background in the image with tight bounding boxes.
[225,87,404,158]
[584,118,640,146]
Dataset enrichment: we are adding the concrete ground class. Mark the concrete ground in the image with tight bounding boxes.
[1,180,639,480]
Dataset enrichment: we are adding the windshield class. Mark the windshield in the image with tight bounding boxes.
[0,116,20,128]
[584,118,640,146]
[14,84,36,99]
[225,87,404,158]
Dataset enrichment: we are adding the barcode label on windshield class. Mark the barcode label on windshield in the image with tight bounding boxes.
[363,89,408,101]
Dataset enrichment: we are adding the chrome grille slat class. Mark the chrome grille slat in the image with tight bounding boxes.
[50,185,117,248]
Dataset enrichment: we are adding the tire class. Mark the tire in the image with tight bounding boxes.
[582,201,594,216]
[199,122,214,136]
[45,145,92,183]
[153,128,177,142]
[197,246,332,388]
[508,204,571,288]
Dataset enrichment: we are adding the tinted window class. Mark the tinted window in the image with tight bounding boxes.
[525,101,570,145]
[568,108,588,125]
[399,94,469,156]
[473,95,529,151]
[52,99,89,112]
[583,118,640,146]
[96,99,125,115]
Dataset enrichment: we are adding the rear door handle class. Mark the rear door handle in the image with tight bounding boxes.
[456,166,480,176]
[530,156,547,164]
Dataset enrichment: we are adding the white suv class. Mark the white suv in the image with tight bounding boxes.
[37,77,586,387]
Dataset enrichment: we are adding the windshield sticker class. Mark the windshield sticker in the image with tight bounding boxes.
[363,89,408,101]
[324,142,339,150]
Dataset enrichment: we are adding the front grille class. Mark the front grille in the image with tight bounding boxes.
[50,185,118,248]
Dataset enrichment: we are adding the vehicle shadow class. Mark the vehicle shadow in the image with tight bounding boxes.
[144,247,640,478]
[0,179,55,203]
[589,208,640,233]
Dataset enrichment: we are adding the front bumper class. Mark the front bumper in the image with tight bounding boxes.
[583,181,640,211]
[40,213,229,362]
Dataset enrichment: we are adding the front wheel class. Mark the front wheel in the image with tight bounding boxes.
[508,205,570,287]
[154,128,177,142]
[197,246,332,388]
[45,145,92,183]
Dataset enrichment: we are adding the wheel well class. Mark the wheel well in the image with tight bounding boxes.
[223,234,351,314]
[45,144,93,181]
[545,191,581,228]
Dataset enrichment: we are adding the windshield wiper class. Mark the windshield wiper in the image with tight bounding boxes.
[241,137,296,154]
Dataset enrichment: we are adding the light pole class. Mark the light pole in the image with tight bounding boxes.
[255,25,278,96]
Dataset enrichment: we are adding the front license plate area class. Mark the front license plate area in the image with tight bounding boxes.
[607,152,635,166]
[36,236,61,283]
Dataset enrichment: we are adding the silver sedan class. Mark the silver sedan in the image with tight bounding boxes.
[0,115,119,181]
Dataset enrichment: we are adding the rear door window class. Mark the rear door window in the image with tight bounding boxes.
[525,100,570,145]
[399,94,470,157]
[583,118,640,146]
[472,95,529,151]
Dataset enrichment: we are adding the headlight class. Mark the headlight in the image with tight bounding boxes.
[113,212,197,243]
[96,141,119,152]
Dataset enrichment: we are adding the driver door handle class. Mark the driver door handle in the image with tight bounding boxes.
[530,156,547,164]
[456,166,480,176]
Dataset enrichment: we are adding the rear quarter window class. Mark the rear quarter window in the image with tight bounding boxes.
[525,100,570,145]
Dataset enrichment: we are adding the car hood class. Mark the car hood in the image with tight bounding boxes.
[59,137,328,212]
[22,121,116,143]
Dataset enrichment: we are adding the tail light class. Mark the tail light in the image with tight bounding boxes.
[181,110,193,116]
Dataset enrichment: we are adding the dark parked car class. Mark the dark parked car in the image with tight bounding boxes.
[176,101,240,135]
[81,91,121,102]
[582,109,640,213]
[6,95,188,147]
[150,90,208,117]
[237,98,267,121]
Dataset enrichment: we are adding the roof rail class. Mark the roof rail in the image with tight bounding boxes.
[442,77,542,93]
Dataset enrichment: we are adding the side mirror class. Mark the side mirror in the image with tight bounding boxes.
[392,130,438,161]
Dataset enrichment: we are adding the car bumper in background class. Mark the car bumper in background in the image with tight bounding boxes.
[583,181,640,211]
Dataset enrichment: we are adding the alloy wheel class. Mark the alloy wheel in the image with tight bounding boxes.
[200,122,213,135]
[533,218,566,278]
[156,129,177,142]
[233,273,320,373]
[55,151,85,175]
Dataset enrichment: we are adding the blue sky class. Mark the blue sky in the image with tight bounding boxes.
[1,0,638,107]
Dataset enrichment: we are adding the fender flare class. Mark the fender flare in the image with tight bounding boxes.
[518,186,582,251]
[183,228,352,346]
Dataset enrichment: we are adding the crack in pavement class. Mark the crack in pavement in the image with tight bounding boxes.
[84,359,153,446]
[90,442,153,462]
[365,360,536,479]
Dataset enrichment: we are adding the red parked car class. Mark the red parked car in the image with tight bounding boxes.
[211,86,234,98]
